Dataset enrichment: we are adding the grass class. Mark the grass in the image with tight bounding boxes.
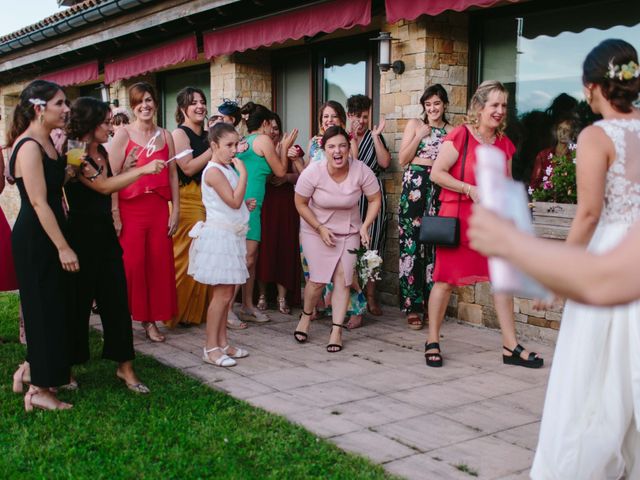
[0,292,392,479]
[454,463,479,477]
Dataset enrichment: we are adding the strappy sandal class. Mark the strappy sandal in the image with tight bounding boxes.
[239,306,270,323]
[327,323,346,353]
[256,294,268,311]
[222,344,249,359]
[425,342,443,368]
[277,296,291,315]
[143,322,166,342]
[116,371,150,394]
[503,344,544,369]
[407,313,424,330]
[202,347,236,367]
[294,310,313,343]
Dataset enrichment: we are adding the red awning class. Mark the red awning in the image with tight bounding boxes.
[39,60,99,87]
[385,0,521,23]
[104,36,198,84]
[204,0,371,59]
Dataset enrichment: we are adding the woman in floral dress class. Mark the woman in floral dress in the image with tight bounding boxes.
[398,85,453,329]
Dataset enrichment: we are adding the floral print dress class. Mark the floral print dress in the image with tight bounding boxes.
[398,126,447,314]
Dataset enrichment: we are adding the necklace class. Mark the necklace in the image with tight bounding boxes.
[473,126,496,145]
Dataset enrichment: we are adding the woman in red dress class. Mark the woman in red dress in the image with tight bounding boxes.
[0,148,18,292]
[425,80,543,369]
[255,114,303,313]
[109,82,179,342]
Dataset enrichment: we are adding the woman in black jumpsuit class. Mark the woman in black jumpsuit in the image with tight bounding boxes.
[9,80,76,411]
[65,97,166,393]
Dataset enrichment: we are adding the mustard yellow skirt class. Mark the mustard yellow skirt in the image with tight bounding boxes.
[166,182,212,327]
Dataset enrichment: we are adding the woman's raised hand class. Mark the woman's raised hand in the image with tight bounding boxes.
[232,157,247,175]
[318,225,336,247]
[59,246,80,272]
[415,122,432,140]
[141,159,166,175]
[372,116,386,136]
[282,129,299,150]
[123,146,140,172]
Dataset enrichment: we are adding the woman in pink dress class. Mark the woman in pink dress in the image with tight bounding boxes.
[294,126,381,352]
[426,80,543,369]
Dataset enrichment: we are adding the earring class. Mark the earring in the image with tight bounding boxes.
[39,113,44,124]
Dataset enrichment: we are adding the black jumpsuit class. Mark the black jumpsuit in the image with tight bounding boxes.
[10,138,70,388]
[64,147,135,365]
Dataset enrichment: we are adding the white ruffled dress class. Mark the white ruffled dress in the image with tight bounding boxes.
[187,161,250,285]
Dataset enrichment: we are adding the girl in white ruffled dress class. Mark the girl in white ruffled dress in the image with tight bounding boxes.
[188,123,255,367]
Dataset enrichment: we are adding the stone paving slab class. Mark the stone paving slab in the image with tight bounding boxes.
[91,306,555,479]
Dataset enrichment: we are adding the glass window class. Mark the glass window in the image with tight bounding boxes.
[322,50,369,106]
[275,51,312,149]
[159,67,211,131]
[478,0,640,184]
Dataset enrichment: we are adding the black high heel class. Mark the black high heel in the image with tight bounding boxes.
[294,310,313,343]
[503,344,543,369]
[327,323,346,353]
[425,342,443,368]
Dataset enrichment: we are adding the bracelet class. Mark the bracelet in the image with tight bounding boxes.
[464,184,471,197]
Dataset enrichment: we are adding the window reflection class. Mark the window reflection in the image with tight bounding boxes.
[480,0,640,183]
[323,51,367,106]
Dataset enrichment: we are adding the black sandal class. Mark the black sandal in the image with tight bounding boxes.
[327,323,346,353]
[425,342,443,368]
[503,344,544,369]
[294,310,313,343]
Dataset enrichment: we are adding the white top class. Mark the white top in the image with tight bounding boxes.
[201,161,250,227]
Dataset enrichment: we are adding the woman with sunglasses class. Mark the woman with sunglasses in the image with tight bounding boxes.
[109,82,179,342]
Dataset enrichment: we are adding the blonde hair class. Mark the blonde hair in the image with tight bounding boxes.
[465,80,509,136]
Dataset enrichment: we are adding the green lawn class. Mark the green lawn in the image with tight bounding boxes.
[0,292,392,479]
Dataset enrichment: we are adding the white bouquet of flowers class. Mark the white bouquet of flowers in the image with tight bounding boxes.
[349,246,383,288]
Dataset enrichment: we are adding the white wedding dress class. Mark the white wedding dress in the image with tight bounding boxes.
[531,118,640,480]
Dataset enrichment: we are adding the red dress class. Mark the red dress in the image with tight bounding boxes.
[255,169,302,306]
[0,206,18,291]
[118,134,177,322]
[433,126,515,285]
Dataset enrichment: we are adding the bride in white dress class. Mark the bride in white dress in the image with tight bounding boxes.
[530,39,640,479]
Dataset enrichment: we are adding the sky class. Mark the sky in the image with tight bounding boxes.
[0,0,67,37]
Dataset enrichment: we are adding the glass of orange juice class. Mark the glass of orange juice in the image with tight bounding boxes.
[66,139,87,167]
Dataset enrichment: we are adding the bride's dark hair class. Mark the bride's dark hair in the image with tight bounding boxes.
[583,39,640,113]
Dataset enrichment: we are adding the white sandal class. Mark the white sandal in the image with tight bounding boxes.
[202,347,237,367]
[222,345,249,359]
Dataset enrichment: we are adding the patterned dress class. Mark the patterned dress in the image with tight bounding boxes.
[398,126,447,314]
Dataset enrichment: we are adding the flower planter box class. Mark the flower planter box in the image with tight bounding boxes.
[530,201,577,241]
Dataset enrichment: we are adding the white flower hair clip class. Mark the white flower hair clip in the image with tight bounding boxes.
[111,107,130,117]
[28,98,47,108]
[606,60,640,81]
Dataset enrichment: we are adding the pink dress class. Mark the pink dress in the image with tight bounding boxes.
[295,158,379,286]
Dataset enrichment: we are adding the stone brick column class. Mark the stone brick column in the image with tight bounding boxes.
[210,52,272,112]
[377,13,469,305]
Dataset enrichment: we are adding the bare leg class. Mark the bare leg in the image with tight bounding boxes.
[426,281,454,362]
[24,385,73,411]
[276,283,290,314]
[294,281,325,341]
[328,262,349,352]
[116,360,141,385]
[365,279,382,315]
[242,240,260,310]
[205,285,235,363]
[257,280,268,310]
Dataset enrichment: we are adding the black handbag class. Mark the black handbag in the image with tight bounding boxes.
[419,128,469,247]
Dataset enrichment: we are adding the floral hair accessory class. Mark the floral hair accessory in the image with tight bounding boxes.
[111,107,130,117]
[218,99,240,115]
[606,59,640,81]
[28,98,47,108]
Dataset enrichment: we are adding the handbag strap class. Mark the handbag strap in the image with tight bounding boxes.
[455,127,470,218]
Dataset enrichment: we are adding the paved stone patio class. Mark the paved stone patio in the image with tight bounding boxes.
[109,307,556,479]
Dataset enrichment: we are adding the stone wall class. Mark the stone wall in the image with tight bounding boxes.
[377,13,469,306]
[210,52,273,111]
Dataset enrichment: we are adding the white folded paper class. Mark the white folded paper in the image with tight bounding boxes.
[475,144,551,300]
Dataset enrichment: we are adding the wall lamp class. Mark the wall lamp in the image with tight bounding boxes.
[371,32,405,74]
